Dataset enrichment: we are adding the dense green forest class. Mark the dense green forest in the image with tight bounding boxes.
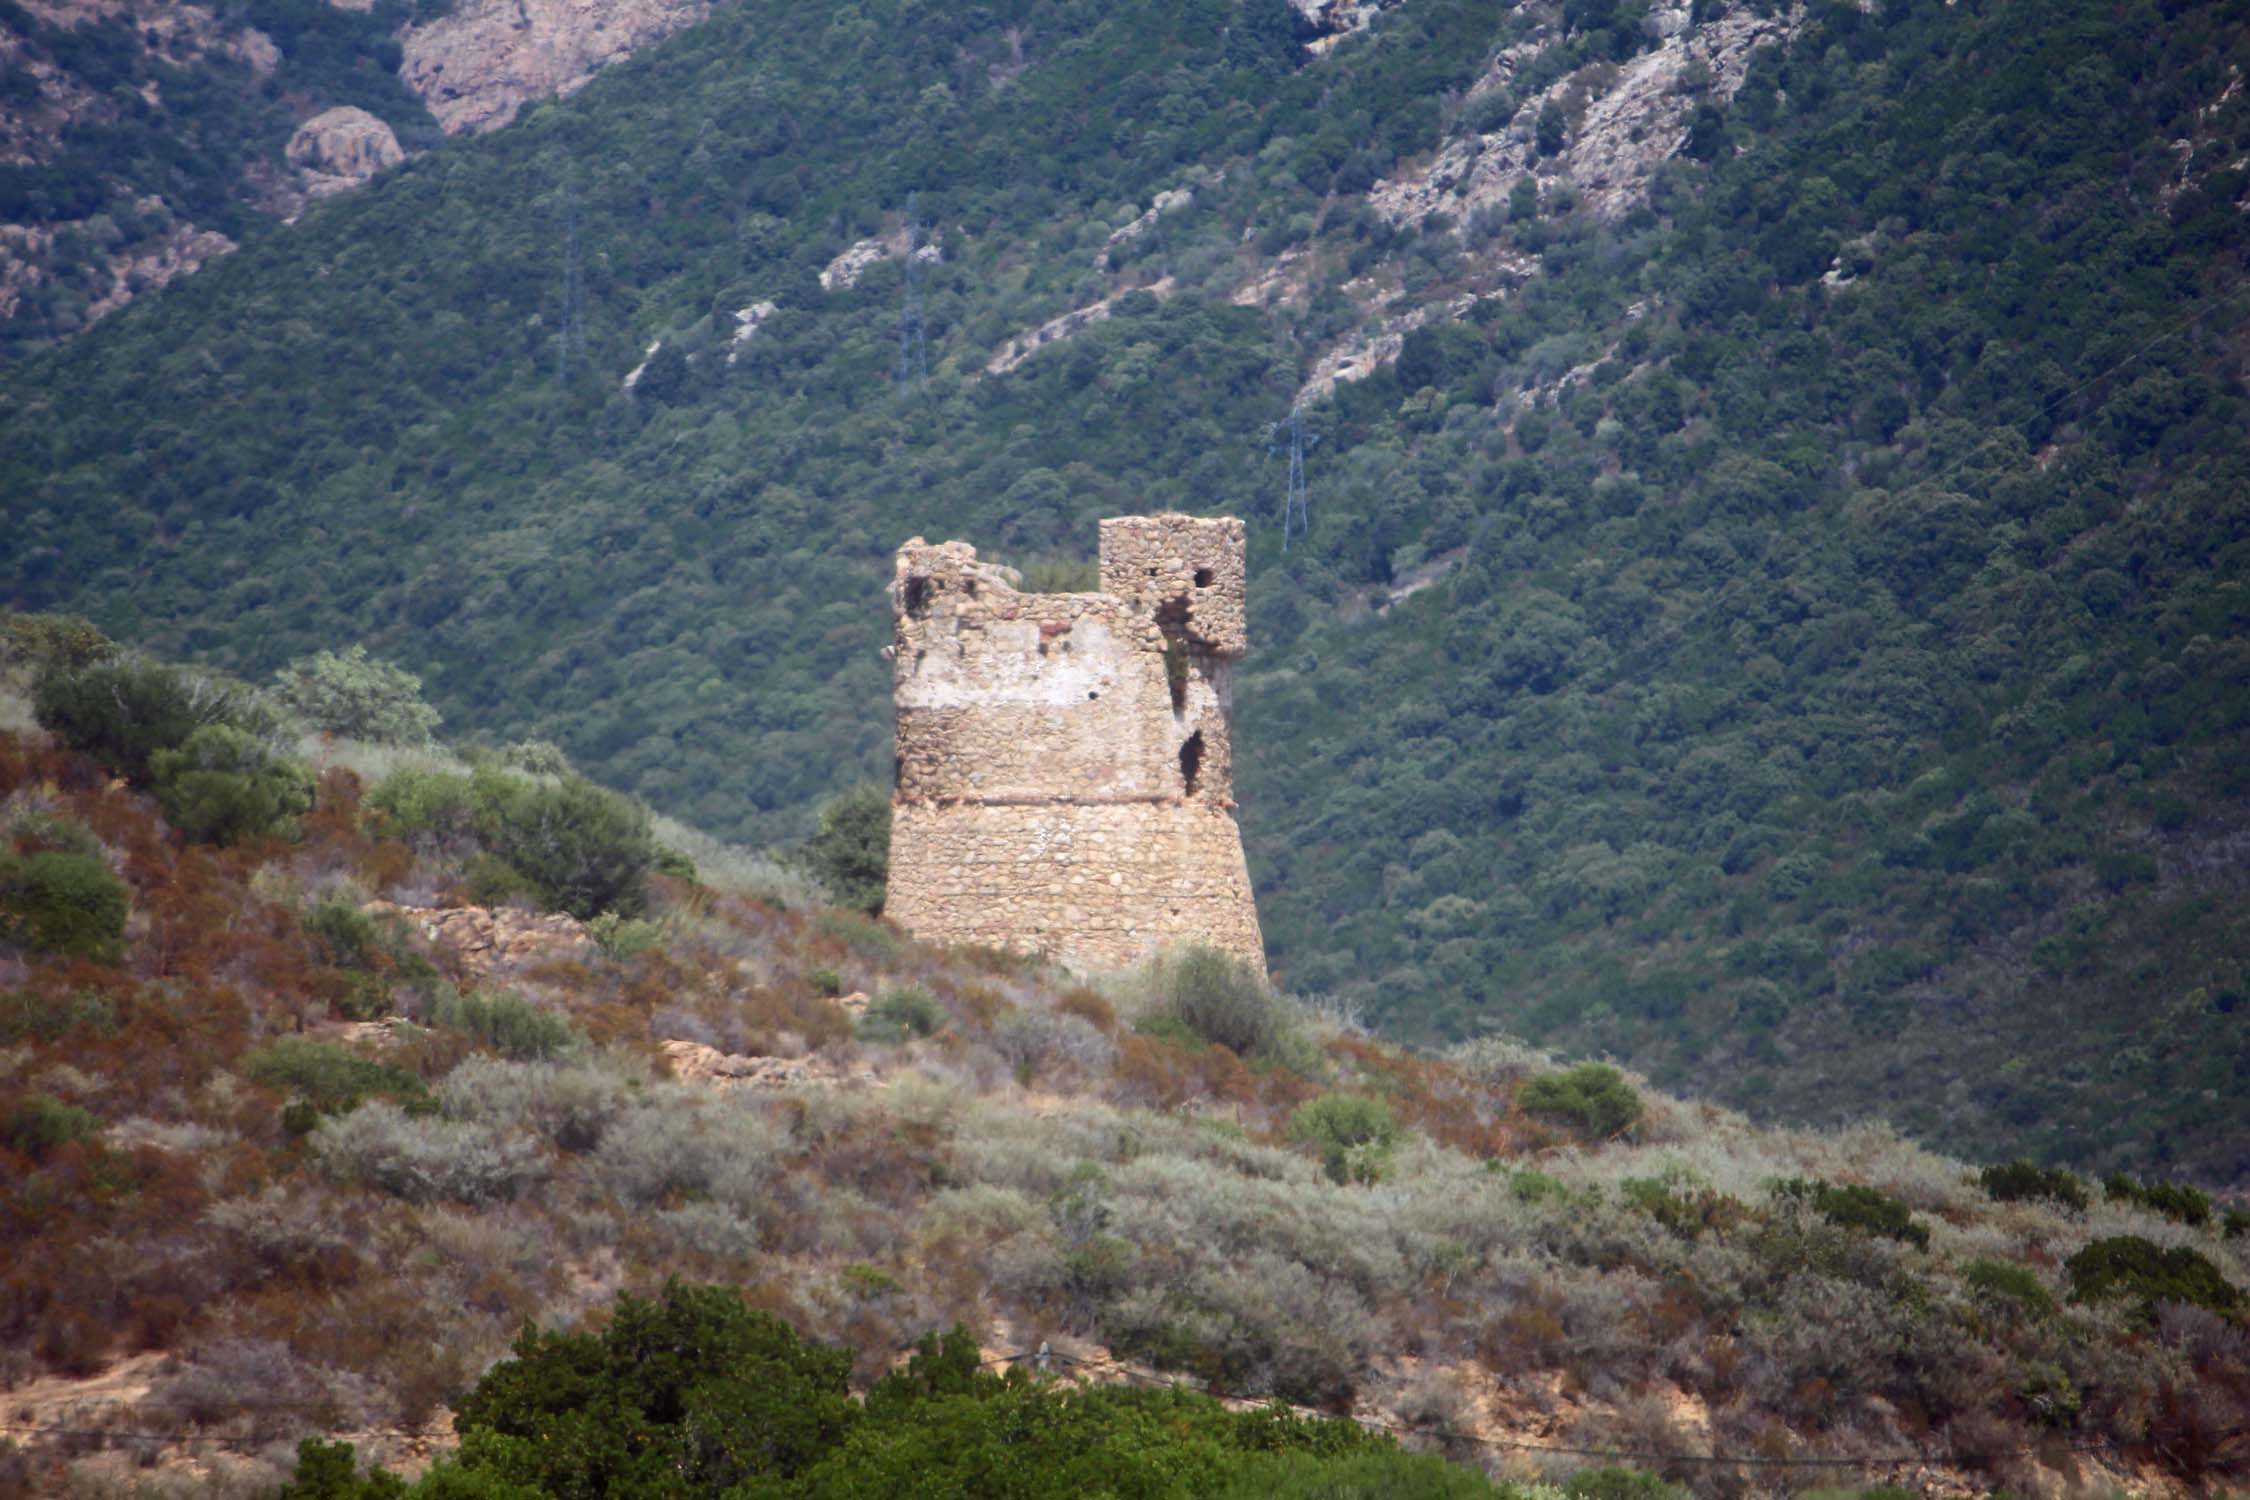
[2,0,2246,1180]
[0,0,447,357]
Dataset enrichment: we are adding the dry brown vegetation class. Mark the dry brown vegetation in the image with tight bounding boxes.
[0,714,2246,1499]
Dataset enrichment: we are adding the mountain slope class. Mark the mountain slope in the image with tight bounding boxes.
[2,0,2247,1180]
[0,675,2242,1496]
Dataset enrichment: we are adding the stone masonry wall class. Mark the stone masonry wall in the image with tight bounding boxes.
[885,515,1265,974]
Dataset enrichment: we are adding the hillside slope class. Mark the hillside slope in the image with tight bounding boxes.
[0,657,2243,1497]
[1,0,2246,1181]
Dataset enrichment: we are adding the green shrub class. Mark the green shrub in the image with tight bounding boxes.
[363,767,482,848]
[802,782,890,914]
[469,768,657,919]
[586,910,663,960]
[149,725,316,844]
[1161,945,1288,1059]
[450,1282,858,1495]
[2,1094,101,1160]
[284,1288,1516,1497]
[33,655,266,783]
[242,1038,434,1116]
[1960,1257,2056,1316]
[1774,1177,1930,1250]
[365,766,660,919]
[0,849,128,960]
[1289,1094,1401,1185]
[1977,1159,2090,1211]
[304,895,383,969]
[809,965,844,996]
[859,986,946,1043]
[2064,1235,2242,1318]
[1518,1063,1642,1139]
[428,990,583,1062]
[1563,1469,1690,1500]
[2103,1173,2213,1228]
[0,987,119,1043]
[270,645,440,745]
[1621,1169,1745,1240]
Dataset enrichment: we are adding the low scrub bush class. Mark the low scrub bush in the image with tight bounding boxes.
[2,1093,101,1160]
[1977,1159,2090,1211]
[1289,1094,1401,1185]
[2064,1235,2242,1318]
[312,1100,544,1204]
[304,895,383,969]
[473,768,658,919]
[1157,945,1291,1059]
[32,655,267,782]
[1518,1063,1642,1139]
[1621,1169,1746,1241]
[436,1056,627,1152]
[365,765,660,917]
[0,848,127,959]
[427,988,583,1062]
[590,1098,782,1208]
[1773,1177,1930,1250]
[243,1038,434,1116]
[150,724,316,844]
[2103,1173,2213,1228]
[859,985,946,1043]
[1960,1257,2057,1317]
[587,909,664,959]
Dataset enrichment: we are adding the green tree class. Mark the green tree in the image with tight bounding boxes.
[802,783,890,915]
[273,645,442,744]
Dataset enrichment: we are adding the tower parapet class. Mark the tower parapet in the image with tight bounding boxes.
[885,514,1265,973]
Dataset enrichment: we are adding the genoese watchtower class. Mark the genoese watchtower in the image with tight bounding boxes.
[884,514,1266,974]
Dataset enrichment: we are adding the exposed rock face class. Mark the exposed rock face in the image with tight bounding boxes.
[820,231,942,292]
[362,900,595,976]
[1371,3,1800,229]
[885,515,1266,975]
[986,277,1174,375]
[659,1037,882,1090]
[399,0,711,135]
[1289,0,1407,53]
[285,106,406,197]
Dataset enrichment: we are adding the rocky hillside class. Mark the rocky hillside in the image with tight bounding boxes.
[2,0,2245,1187]
[0,635,2244,1498]
[0,0,711,357]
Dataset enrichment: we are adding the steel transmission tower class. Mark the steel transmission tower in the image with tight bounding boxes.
[897,192,929,389]
[557,188,588,384]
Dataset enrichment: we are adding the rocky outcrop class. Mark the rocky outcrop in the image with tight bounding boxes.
[362,901,594,975]
[1371,3,1801,229]
[285,106,406,197]
[986,277,1174,375]
[820,232,942,292]
[1290,0,1408,53]
[398,0,711,135]
[659,1035,882,1090]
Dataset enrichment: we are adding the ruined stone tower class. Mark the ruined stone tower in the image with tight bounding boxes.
[884,514,1266,974]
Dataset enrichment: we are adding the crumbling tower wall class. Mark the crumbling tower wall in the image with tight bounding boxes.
[884,514,1266,973]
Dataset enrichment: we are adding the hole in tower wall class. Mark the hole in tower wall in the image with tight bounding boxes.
[1194,568,1213,587]
[1179,730,1204,796]
[903,577,930,617]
